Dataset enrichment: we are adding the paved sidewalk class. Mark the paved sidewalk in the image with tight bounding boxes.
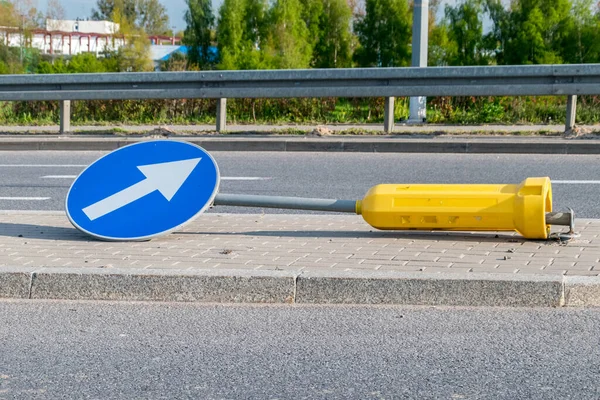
[0,123,599,134]
[0,212,598,275]
[1,212,600,307]
[1,123,600,153]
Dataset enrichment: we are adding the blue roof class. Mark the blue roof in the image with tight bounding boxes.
[150,45,217,62]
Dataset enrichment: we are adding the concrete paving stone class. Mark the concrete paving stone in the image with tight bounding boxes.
[564,271,600,276]
[405,261,453,268]
[529,268,569,275]
[439,256,485,264]
[422,266,474,272]
[573,262,599,270]
[375,265,426,272]
[442,250,492,256]
[479,266,521,273]
[487,252,534,260]
[187,263,260,270]
[451,263,496,270]
[527,258,555,265]
[359,259,408,266]
[547,261,577,267]
[246,259,294,267]
[494,259,533,266]
[290,263,339,270]
[423,242,459,249]
[314,257,364,266]
[545,263,593,271]
[348,254,395,261]
[552,250,583,260]
[331,263,381,271]
[575,254,600,262]
[518,243,544,250]
[388,253,431,261]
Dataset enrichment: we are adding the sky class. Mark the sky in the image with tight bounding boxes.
[39,0,465,33]
[37,0,224,31]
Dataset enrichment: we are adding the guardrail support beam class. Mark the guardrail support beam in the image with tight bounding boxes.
[384,97,395,133]
[216,98,227,132]
[60,100,71,134]
[409,0,428,123]
[566,95,577,132]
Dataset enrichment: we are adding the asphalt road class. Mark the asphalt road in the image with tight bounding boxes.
[2,300,600,399]
[0,151,598,217]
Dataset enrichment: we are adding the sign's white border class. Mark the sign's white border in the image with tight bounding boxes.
[65,140,220,241]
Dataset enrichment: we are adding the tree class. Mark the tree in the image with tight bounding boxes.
[263,0,312,69]
[562,0,600,63]
[313,0,353,68]
[445,0,489,65]
[354,0,412,67]
[0,0,19,28]
[92,0,137,23]
[183,0,215,69]
[137,0,170,35]
[483,0,511,64]
[46,0,65,21]
[428,22,454,66]
[300,0,323,51]
[244,0,269,47]
[216,0,245,69]
[92,0,170,35]
[216,0,269,69]
[488,0,572,65]
[112,4,153,71]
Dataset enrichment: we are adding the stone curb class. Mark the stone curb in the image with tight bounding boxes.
[2,267,599,307]
[0,137,599,154]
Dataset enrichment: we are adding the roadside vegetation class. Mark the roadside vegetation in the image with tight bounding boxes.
[1,0,600,127]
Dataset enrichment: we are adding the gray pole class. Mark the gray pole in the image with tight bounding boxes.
[408,0,429,123]
[213,193,357,213]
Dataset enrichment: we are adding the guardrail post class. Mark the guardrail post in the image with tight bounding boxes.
[216,98,227,132]
[59,100,71,134]
[566,95,577,132]
[384,97,395,133]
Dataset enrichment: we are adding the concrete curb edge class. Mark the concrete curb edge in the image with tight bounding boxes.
[3,267,599,307]
[0,138,599,154]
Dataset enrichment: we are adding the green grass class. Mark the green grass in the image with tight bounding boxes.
[2,96,600,130]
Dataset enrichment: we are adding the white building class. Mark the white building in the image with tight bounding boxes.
[0,19,125,56]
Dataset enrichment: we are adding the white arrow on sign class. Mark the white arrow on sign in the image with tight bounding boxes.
[82,157,201,221]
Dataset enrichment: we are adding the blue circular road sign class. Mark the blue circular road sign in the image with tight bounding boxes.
[66,140,220,241]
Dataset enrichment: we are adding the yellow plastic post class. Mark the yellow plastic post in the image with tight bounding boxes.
[356,177,552,239]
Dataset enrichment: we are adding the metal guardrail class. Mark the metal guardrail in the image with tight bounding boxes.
[0,64,596,133]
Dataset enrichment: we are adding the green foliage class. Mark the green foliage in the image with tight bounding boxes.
[183,0,215,70]
[354,0,412,67]
[6,96,600,127]
[445,0,489,65]
[35,53,119,74]
[312,0,354,68]
[113,5,153,71]
[92,0,170,35]
[216,0,269,69]
[0,0,19,27]
[300,0,323,51]
[0,44,24,74]
[263,0,313,69]
[494,0,572,64]
[562,0,600,63]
